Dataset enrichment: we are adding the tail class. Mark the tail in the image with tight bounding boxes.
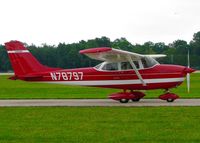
[5,41,59,78]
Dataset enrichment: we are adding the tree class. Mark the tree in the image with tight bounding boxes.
[153,42,168,54]
[190,31,200,55]
[95,37,111,47]
[112,37,134,51]
[143,41,155,54]
[1,33,200,72]
[171,40,188,55]
[0,45,11,71]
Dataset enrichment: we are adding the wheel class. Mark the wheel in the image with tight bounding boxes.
[131,98,140,102]
[119,99,129,103]
[167,98,174,102]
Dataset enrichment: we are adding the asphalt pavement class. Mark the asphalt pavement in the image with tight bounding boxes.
[0,99,200,107]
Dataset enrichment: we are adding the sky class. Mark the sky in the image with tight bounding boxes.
[0,0,200,45]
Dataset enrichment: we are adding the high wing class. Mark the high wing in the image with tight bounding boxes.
[79,47,166,62]
[80,47,166,86]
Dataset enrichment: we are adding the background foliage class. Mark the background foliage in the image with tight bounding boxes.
[1,31,200,72]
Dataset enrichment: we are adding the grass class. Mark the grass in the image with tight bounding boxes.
[0,73,199,99]
[0,107,200,143]
[0,74,200,143]
[0,75,118,99]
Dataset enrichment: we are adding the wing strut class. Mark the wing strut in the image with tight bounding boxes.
[127,56,146,86]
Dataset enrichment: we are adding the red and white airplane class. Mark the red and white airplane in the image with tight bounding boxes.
[5,41,195,103]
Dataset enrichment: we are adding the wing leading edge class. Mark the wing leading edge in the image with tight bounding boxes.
[79,47,166,62]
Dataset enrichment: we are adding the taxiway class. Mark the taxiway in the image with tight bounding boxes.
[0,99,200,107]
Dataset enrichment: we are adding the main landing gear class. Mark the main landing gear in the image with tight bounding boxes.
[109,89,179,103]
[109,90,146,103]
[159,90,179,102]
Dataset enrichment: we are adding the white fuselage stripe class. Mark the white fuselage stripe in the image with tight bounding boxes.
[43,77,185,86]
[7,50,29,54]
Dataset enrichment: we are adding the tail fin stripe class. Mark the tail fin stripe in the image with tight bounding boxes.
[7,50,29,54]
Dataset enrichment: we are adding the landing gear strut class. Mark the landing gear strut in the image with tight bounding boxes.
[109,90,145,103]
[159,90,179,102]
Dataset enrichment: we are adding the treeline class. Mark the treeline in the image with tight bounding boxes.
[0,31,200,72]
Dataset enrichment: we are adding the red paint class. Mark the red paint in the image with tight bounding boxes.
[5,41,27,51]
[183,67,196,74]
[131,91,146,99]
[109,91,145,101]
[109,92,134,100]
[159,93,179,101]
[79,47,112,54]
[5,41,61,76]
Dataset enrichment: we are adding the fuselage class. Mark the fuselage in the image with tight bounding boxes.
[5,40,195,91]
[18,64,189,91]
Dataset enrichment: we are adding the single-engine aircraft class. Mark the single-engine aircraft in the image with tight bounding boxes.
[4,41,195,103]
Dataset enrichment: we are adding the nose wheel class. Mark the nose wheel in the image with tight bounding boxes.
[159,90,179,102]
[166,98,174,102]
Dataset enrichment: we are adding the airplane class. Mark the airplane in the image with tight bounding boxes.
[4,40,195,103]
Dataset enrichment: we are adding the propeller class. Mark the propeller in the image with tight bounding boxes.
[186,47,190,93]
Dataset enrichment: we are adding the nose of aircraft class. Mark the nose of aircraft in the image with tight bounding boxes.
[183,67,196,74]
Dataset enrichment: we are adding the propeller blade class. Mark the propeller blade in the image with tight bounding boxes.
[187,47,190,93]
[187,73,190,93]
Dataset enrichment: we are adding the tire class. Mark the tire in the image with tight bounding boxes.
[167,98,174,102]
[131,98,140,102]
[119,99,129,103]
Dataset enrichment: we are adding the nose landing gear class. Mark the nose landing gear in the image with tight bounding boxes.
[159,90,179,102]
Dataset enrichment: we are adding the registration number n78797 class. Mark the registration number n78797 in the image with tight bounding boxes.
[50,72,83,81]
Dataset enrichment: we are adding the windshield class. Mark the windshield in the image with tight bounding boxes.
[95,63,102,69]
[142,56,158,68]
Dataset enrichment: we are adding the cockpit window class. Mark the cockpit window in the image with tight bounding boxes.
[95,63,102,69]
[133,61,139,69]
[121,62,132,70]
[102,63,118,71]
[141,56,158,68]
[121,61,139,70]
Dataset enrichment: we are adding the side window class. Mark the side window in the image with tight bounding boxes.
[102,63,118,71]
[141,58,148,68]
[133,61,139,69]
[121,61,140,70]
[121,62,132,70]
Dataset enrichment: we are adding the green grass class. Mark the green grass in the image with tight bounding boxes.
[0,75,118,99]
[0,107,200,143]
[0,73,199,99]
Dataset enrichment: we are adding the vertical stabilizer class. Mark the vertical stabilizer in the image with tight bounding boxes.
[5,41,54,76]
